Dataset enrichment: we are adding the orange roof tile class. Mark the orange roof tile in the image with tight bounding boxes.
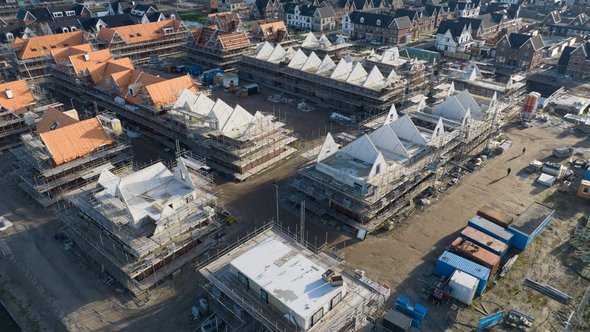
[144,75,196,107]
[51,44,92,63]
[39,117,113,165]
[0,80,36,114]
[36,107,79,134]
[98,20,182,47]
[88,58,135,83]
[69,49,114,75]
[17,31,86,60]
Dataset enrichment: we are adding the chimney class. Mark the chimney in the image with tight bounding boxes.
[5,89,13,99]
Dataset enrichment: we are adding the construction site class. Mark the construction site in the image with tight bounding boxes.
[58,155,222,294]
[186,26,253,70]
[10,108,132,207]
[96,20,191,64]
[197,225,388,332]
[238,42,406,119]
[0,79,63,151]
[170,90,298,181]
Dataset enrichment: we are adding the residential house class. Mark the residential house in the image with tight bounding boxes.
[558,41,590,78]
[341,0,392,13]
[285,4,337,32]
[495,32,545,71]
[394,8,436,38]
[457,15,497,39]
[543,12,590,37]
[423,5,454,27]
[250,0,284,20]
[250,21,289,43]
[343,11,412,44]
[17,4,91,26]
[447,0,480,18]
[97,20,191,63]
[435,20,473,52]
[80,14,136,33]
[218,0,250,15]
[108,0,134,15]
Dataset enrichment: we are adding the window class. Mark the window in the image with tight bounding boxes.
[237,272,249,288]
[53,12,63,18]
[186,195,194,203]
[330,293,342,310]
[260,289,268,303]
[360,17,364,23]
[311,308,324,326]
[583,187,589,194]
[376,19,381,26]
[5,33,13,41]
[66,10,75,16]
[375,164,381,174]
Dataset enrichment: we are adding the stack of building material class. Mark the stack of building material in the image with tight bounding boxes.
[450,237,501,277]
[435,251,490,295]
[448,270,479,305]
[468,215,514,244]
[460,226,509,258]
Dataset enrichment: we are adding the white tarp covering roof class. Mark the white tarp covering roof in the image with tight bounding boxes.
[97,159,196,228]
[254,44,392,91]
[432,90,484,121]
[172,90,277,139]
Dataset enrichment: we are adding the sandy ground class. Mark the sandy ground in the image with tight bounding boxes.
[338,119,590,331]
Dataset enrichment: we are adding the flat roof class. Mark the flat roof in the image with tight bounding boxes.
[510,202,554,235]
[230,236,343,320]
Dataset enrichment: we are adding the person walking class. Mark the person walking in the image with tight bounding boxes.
[507,167,512,176]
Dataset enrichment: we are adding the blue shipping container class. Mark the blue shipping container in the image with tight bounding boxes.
[508,202,555,250]
[468,215,514,244]
[435,251,490,295]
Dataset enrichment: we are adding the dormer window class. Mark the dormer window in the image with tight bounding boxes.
[376,19,381,26]
[66,10,75,16]
[53,12,63,18]
[5,33,14,41]
[360,17,364,23]
[163,27,174,34]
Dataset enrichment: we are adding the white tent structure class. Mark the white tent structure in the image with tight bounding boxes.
[254,42,395,91]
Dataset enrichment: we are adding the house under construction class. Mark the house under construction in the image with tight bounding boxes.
[444,62,527,99]
[50,47,297,181]
[186,26,253,70]
[59,156,222,294]
[96,19,191,63]
[239,42,405,119]
[291,89,502,231]
[11,108,132,207]
[7,30,89,79]
[365,47,429,97]
[0,79,63,150]
[298,32,354,60]
[198,225,387,332]
[169,89,297,180]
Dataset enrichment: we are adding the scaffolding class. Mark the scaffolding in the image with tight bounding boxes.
[238,56,405,119]
[10,113,133,207]
[51,68,298,181]
[58,155,223,294]
[101,24,192,64]
[290,91,521,231]
[197,224,386,332]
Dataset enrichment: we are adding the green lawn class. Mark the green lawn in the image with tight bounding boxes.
[179,12,207,23]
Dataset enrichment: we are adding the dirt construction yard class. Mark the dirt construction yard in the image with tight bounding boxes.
[339,118,590,331]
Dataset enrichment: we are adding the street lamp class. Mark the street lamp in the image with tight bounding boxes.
[273,181,280,226]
